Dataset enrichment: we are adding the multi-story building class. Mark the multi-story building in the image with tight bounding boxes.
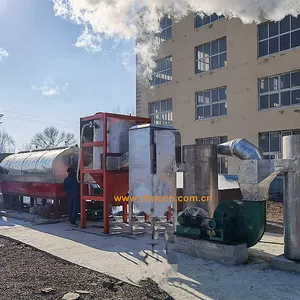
[136,13,300,175]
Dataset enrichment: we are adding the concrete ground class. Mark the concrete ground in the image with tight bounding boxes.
[1,216,300,300]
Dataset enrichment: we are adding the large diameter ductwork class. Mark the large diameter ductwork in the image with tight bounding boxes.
[218,138,264,201]
[281,135,300,260]
[218,138,263,160]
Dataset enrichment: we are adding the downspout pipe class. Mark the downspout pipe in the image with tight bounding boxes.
[76,121,93,184]
[217,138,263,160]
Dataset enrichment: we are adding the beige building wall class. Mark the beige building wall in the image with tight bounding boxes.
[136,14,300,174]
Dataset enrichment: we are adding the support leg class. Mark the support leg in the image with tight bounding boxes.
[172,200,178,234]
[145,214,150,222]
[167,206,172,222]
[103,200,110,234]
[123,202,128,223]
[19,196,23,211]
[30,197,34,208]
[129,200,133,234]
[80,184,88,228]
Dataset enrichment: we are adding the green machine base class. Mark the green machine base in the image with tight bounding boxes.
[175,199,266,248]
[175,225,202,238]
[175,224,224,242]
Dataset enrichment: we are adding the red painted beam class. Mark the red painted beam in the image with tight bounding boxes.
[0,182,65,199]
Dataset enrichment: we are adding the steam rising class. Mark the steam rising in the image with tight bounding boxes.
[52,0,300,79]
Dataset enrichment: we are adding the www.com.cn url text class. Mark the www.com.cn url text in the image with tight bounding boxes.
[114,195,212,202]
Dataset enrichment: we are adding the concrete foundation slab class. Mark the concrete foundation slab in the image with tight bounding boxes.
[171,235,248,265]
[271,254,300,274]
[266,222,284,234]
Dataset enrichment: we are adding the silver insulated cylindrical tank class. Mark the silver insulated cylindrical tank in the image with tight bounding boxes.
[282,135,300,260]
[182,144,219,217]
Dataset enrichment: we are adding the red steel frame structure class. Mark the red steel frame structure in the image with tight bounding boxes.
[79,112,150,233]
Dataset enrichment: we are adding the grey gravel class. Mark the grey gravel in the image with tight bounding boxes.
[0,236,173,300]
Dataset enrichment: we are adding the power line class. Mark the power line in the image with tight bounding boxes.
[1,110,78,125]
[4,115,79,131]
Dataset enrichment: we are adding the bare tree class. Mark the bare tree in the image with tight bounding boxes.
[111,105,136,116]
[30,126,77,149]
[0,129,15,153]
[21,142,34,151]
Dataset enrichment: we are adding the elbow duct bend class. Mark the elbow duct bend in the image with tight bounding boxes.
[218,138,263,160]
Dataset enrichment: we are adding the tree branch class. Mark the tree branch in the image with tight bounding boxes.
[29,126,77,149]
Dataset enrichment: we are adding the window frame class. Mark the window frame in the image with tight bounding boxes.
[196,136,228,174]
[258,70,300,110]
[194,13,225,29]
[258,129,300,159]
[257,15,300,58]
[195,86,228,120]
[195,37,227,74]
[151,56,172,86]
[156,15,172,43]
[148,98,173,125]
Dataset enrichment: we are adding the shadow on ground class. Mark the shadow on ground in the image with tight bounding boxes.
[1,214,300,300]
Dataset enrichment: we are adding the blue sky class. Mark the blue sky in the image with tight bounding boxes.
[0,0,136,150]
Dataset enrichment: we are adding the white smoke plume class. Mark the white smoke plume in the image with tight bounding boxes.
[52,0,300,80]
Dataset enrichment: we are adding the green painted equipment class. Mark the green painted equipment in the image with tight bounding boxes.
[175,199,266,248]
[175,225,202,238]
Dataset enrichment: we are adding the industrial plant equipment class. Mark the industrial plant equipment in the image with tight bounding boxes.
[176,199,266,248]
[1,109,300,266]
[175,138,268,248]
[175,135,300,263]
[128,124,181,233]
[0,146,81,216]
[78,112,150,233]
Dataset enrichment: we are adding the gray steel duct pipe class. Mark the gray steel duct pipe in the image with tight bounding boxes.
[282,135,300,260]
[182,144,218,217]
[282,135,300,159]
[218,138,263,160]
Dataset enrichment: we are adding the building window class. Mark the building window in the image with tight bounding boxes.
[195,37,227,74]
[258,70,300,110]
[258,15,300,57]
[151,56,172,86]
[155,15,172,43]
[196,136,228,174]
[195,86,227,119]
[259,129,300,159]
[149,99,172,124]
[194,13,225,28]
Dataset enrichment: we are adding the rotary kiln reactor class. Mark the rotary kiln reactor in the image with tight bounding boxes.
[0,147,80,216]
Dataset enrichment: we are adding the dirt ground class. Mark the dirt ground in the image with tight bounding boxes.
[266,200,283,224]
[0,237,173,300]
